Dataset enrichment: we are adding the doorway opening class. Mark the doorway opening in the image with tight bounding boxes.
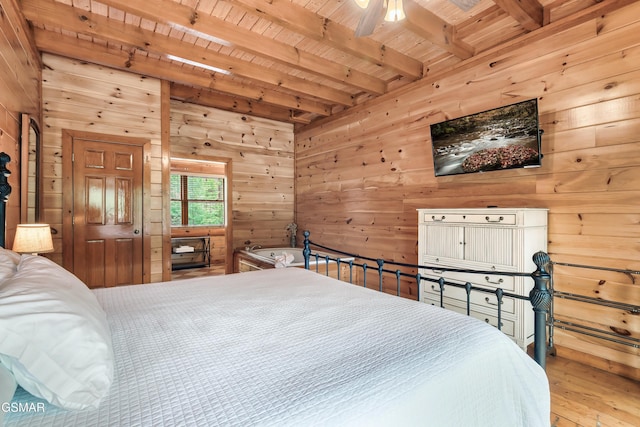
[169,156,233,277]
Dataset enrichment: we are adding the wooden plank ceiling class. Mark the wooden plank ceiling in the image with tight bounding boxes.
[20,0,603,125]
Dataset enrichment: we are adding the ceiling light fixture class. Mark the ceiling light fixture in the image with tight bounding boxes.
[384,0,405,22]
[167,24,231,47]
[167,55,231,75]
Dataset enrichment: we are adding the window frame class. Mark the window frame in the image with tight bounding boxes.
[170,172,226,227]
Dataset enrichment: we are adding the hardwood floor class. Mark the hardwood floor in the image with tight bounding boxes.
[547,355,640,427]
[169,265,640,426]
[171,263,225,281]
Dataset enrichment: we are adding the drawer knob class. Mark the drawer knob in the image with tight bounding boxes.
[484,276,503,285]
[431,215,446,221]
[485,216,504,223]
[485,297,503,306]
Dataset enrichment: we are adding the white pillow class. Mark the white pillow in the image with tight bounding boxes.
[0,247,20,282]
[0,247,21,266]
[0,255,114,410]
[0,361,17,425]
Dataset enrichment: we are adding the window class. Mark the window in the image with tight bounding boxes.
[170,174,225,226]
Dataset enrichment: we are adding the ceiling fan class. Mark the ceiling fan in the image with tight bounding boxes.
[353,0,481,37]
[354,0,405,37]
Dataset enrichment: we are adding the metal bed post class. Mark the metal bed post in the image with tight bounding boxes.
[530,251,553,369]
[0,152,12,248]
[376,259,384,292]
[303,230,311,271]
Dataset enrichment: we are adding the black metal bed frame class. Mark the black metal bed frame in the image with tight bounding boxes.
[303,230,640,370]
[547,261,640,351]
[302,230,553,369]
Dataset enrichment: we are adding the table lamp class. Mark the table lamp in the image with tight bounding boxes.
[12,224,54,255]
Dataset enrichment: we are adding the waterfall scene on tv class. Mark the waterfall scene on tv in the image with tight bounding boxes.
[430,99,541,177]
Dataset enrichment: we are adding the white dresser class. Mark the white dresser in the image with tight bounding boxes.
[417,208,548,350]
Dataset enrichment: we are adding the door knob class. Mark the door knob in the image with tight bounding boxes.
[134,229,140,234]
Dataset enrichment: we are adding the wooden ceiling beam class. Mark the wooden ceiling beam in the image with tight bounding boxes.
[22,0,355,107]
[97,0,386,95]
[170,84,310,124]
[455,5,505,41]
[0,0,41,114]
[33,29,332,117]
[2,0,41,73]
[223,0,423,80]
[402,0,474,60]
[493,0,543,31]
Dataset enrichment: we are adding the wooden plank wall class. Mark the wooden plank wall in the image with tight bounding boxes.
[170,100,295,252]
[39,55,294,278]
[40,54,165,282]
[0,0,40,245]
[295,2,640,377]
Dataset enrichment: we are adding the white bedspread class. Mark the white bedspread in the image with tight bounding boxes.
[5,268,549,426]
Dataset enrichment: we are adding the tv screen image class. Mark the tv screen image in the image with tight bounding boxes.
[430,99,542,177]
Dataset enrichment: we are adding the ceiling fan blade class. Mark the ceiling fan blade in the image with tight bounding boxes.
[354,0,385,37]
[449,0,481,12]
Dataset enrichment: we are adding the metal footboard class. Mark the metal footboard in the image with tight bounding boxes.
[302,231,553,369]
[547,260,639,352]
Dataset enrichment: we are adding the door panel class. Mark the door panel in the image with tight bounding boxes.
[86,177,106,224]
[73,138,144,288]
[114,238,135,285]
[85,239,105,287]
[115,178,132,224]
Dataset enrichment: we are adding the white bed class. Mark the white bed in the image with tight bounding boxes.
[1,252,549,426]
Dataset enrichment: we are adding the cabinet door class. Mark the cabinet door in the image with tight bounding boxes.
[464,227,514,266]
[424,225,464,261]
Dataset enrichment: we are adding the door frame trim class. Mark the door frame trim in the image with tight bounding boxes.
[62,129,152,283]
[167,153,234,275]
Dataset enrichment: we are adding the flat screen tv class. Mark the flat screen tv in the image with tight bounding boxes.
[429,99,543,177]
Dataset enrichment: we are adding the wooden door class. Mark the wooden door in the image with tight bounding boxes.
[71,137,144,288]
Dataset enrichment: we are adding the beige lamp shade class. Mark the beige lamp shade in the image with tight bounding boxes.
[12,224,54,255]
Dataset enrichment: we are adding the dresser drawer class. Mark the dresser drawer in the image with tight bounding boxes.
[424,296,515,338]
[422,212,517,225]
[423,213,468,223]
[420,265,516,291]
[423,280,516,314]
